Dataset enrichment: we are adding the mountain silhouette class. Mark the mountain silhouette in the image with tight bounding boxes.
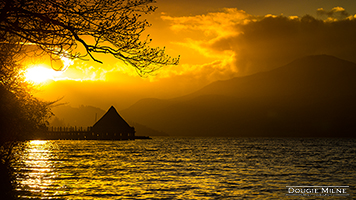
[121,55,356,137]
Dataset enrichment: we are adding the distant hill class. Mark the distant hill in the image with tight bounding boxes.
[50,105,105,127]
[121,55,356,137]
[129,122,169,136]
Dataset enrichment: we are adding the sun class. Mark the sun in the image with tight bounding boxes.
[24,65,63,84]
[24,52,75,84]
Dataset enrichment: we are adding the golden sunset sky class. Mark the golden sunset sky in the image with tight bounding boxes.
[27,0,356,111]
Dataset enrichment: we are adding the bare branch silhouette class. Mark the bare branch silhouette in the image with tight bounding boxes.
[0,0,179,75]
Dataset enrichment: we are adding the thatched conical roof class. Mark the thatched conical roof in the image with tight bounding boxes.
[92,106,135,134]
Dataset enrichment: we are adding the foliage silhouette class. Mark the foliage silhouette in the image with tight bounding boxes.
[0,43,56,199]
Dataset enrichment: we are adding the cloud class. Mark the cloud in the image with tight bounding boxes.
[317,7,349,20]
[213,13,356,74]
[161,8,255,38]
[161,7,356,78]
[158,8,253,81]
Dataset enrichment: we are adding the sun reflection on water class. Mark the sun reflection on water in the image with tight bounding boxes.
[14,140,62,199]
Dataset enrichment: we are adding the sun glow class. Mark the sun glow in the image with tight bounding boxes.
[24,53,74,84]
[25,65,64,84]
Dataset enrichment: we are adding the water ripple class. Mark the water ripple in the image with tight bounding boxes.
[11,137,356,199]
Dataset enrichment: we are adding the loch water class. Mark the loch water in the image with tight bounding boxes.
[11,137,356,199]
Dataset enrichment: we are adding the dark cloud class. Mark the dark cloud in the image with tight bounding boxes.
[162,7,356,79]
[209,14,356,75]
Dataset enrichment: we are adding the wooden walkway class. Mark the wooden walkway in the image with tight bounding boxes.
[34,126,150,140]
